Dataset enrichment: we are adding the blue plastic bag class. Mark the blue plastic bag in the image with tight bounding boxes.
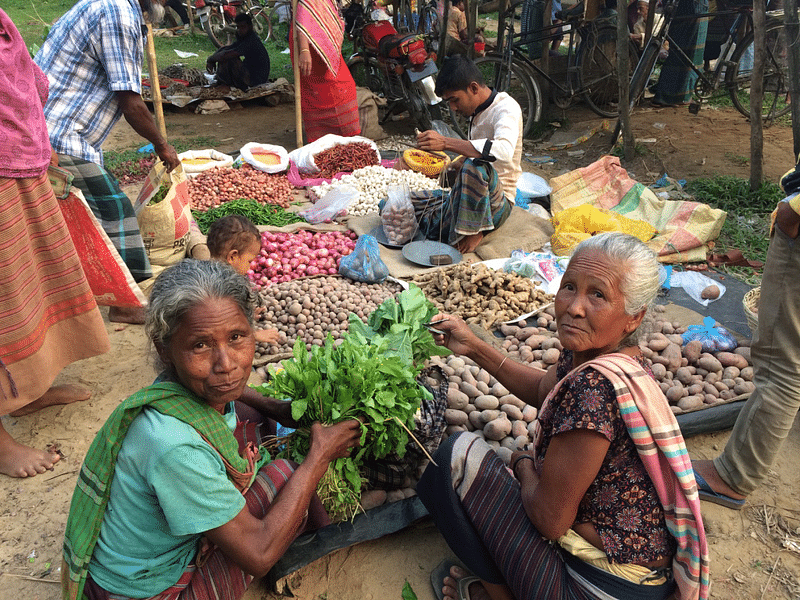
[338,234,389,283]
[682,316,738,352]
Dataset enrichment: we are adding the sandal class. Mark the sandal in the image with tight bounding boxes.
[694,470,746,510]
[431,559,482,600]
[707,249,763,269]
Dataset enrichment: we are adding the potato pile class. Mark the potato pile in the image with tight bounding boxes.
[253,275,402,364]
[411,263,554,329]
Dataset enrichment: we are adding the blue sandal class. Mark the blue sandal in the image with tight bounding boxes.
[694,470,746,510]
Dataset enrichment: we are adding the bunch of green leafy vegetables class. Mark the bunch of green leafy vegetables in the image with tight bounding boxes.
[347,284,451,371]
[254,285,449,520]
[257,334,432,520]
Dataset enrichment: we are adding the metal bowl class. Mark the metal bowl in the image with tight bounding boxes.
[401,240,462,267]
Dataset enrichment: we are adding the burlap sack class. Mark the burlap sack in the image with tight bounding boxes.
[356,86,387,141]
[475,205,553,260]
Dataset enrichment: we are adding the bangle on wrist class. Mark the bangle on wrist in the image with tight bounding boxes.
[494,355,508,378]
[512,454,535,476]
[300,48,310,53]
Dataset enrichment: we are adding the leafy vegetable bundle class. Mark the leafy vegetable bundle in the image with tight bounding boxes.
[256,286,449,520]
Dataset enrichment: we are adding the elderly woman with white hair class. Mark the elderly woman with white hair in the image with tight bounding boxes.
[418,233,710,600]
[61,259,360,600]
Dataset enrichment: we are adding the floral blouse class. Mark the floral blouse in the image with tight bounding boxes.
[534,350,676,565]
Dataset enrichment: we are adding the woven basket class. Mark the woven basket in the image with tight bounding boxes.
[743,286,760,335]
[403,149,449,178]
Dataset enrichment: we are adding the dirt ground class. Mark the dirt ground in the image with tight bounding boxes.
[2,99,800,600]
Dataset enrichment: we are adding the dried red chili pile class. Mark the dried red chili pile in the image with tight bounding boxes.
[313,142,379,179]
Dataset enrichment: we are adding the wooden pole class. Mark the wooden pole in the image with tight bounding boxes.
[784,0,800,159]
[439,0,450,67]
[145,23,168,139]
[749,0,765,190]
[187,0,195,34]
[617,0,634,159]
[292,0,304,149]
[467,0,478,59]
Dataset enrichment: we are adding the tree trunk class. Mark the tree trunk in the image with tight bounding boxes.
[785,0,800,159]
[750,0,766,190]
[618,0,634,160]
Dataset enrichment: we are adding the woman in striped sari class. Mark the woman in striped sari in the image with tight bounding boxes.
[0,8,110,478]
[418,233,709,600]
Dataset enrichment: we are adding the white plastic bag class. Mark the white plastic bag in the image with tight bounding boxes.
[239,142,289,173]
[300,184,359,224]
[381,183,417,245]
[286,133,380,174]
[177,149,234,179]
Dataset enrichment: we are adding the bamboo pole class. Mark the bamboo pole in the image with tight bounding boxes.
[292,0,303,148]
[439,0,450,66]
[467,0,478,59]
[187,0,195,34]
[617,0,634,159]
[145,23,168,139]
[750,0,766,189]
[784,0,800,159]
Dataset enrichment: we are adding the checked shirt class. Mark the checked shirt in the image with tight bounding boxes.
[34,0,144,166]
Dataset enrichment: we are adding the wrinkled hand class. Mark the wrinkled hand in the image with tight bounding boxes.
[416,130,447,152]
[156,142,181,173]
[426,313,478,357]
[309,420,362,464]
[255,328,281,345]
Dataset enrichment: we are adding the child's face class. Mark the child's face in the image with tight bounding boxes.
[227,237,262,276]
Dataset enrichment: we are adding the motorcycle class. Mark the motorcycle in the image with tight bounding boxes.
[345,1,444,132]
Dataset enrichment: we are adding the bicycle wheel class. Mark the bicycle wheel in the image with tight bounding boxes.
[249,3,272,43]
[347,56,384,96]
[727,21,791,121]
[451,54,540,139]
[418,4,440,39]
[579,24,640,118]
[204,9,235,48]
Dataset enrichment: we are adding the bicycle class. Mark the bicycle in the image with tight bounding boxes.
[198,0,282,47]
[623,0,789,122]
[447,0,639,139]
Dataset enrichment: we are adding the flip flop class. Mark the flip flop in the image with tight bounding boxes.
[694,470,746,510]
[430,559,478,600]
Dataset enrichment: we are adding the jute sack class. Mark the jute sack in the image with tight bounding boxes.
[135,163,192,294]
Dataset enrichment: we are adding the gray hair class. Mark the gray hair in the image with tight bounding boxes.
[145,259,254,350]
[570,232,660,345]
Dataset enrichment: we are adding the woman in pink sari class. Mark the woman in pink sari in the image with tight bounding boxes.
[292,0,361,142]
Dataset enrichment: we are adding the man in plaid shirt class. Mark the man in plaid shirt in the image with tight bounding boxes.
[35,0,180,324]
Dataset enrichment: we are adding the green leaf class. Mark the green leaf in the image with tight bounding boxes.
[402,581,418,600]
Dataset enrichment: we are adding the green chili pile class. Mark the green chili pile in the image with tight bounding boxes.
[191,198,304,234]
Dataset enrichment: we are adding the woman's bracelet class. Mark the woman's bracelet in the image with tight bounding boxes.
[300,48,310,53]
[512,454,535,477]
[494,355,508,378]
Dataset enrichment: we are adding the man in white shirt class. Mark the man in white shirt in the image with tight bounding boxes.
[417,55,522,253]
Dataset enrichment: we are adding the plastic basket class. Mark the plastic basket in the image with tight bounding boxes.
[743,286,760,335]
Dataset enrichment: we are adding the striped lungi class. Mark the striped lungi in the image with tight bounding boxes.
[417,432,675,600]
[56,154,152,283]
[0,174,109,411]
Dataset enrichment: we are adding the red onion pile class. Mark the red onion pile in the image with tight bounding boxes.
[188,165,295,211]
[248,230,359,289]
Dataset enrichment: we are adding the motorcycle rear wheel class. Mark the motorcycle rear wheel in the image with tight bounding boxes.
[347,56,385,96]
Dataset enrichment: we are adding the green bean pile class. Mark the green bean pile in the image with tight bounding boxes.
[191,198,305,234]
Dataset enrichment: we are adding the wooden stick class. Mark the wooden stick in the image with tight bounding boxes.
[187,0,195,34]
[291,0,303,149]
[1,573,60,584]
[394,416,438,467]
[145,23,168,140]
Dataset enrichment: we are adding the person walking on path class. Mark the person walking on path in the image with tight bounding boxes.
[692,162,800,509]
[34,0,180,324]
[0,8,110,478]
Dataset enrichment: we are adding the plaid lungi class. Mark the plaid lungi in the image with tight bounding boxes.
[57,154,152,282]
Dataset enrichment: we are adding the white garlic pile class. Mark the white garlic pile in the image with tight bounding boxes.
[310,165,444,216]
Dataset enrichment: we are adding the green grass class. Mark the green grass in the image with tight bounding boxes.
[104,135,217,183]
[5,0,294,83]
[685,175,784,285]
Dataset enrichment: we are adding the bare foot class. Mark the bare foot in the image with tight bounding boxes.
[442,565,491,600]
[693,459,747,501]
[10,384,92,416]
[0,425,61,478]
[109,305,146,324]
